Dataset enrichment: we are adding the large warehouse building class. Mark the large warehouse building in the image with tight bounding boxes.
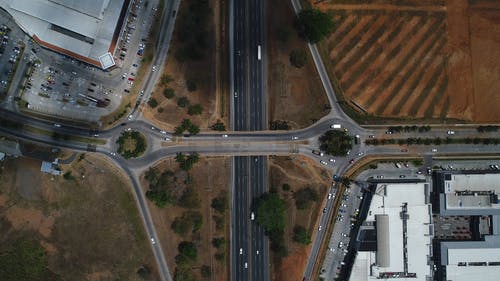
[0,0,130,69]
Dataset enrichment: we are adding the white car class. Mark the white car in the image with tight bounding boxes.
[292,136,298,140]
[152,65,157,72]
[234,91,238,98]
[447,130,455,135]
[244,262,248,269]
[328,193,332,200]
[320,160,328,165]
[150,237,156,245]
[432,148,438,152]
[222,134,228,138]
[239,248,243,255]
[329,158,335,162]
[53,123,61,128]
[160,130,167,134]
[318,225,322,231]
[256,250,259,255]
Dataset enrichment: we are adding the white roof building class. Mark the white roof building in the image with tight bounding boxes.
[0,0,126,69]
[441,235,500,281]
[351,183,433,281]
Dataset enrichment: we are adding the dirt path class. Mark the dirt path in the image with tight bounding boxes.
[443,0,475,120]
[316,3,445,12]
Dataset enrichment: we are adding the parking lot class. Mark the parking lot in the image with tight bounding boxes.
[0,0,159,123]
[320,182,365,280]
[0,23,24,97]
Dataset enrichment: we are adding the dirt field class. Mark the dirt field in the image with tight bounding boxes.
[267,0,330,129]
[268,156,331,281]
[140,156,230,281]
[0,155,158,280]
[312,0,500,122]
[143,0,228,131]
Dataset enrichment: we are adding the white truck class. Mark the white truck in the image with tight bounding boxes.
[330,124,341,129]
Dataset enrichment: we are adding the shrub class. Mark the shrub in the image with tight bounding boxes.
[210,121,226,131]
[186,79,197,92]
[293,225,311,245]
[294,187,318,210]
[177,97,190,108]
[187,104,203,115]
[157,107,164,113]
[211,191,228,213]
[289,49,307,68]
[319,130,352,156]
[282,183,291,191]
[161,74,174,85]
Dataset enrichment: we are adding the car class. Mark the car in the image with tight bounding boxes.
[339,209,346,213]
[160,130,167,134]
[338,242,344,248]
[222,134,228,138]
[329,158,335,162]
[417,171,423,174]
[495,165,500,170]
[318,225,322,231]
[320,160,328,165]
[346,150,351,155]
[150,237,156,245]
[256,250,259,255]
[126,128,132,131]
[251,212,255,220]
[357,152,364,156]
[151,126,155,130]
[349,159,355,164]
[110,152,116,156]
[53,123,61,128]
[341,233,349,237]
[328,193,332,200]
[132,63,138,67]
[369,135,375,138]
[323,208,327,213]
[341,203,347,208]
[447,130,455,135]
[292,136,298,140]
[338,217,344,222]
[128,77,135,81]
[432,148,438,152]
[128,114,133,120]
[239,248,243,255]
[244,262,248,269]
[152,65,157,72]
[234,91,238,98]
[164,137,171,141]
[399,175,406,178]
[357,195,363,200]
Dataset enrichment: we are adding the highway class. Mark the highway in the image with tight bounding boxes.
[231,0,269,279]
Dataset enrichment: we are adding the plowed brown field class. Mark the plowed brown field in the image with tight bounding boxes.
[312,0,500,122]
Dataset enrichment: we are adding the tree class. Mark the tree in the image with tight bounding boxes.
[178,241,197,261]
[179,188,200,208]
[255,192,287,256]
[296,9,334,43]
[319,130,352,156]
[177,97,190,108]
[289,49,307,68]
[187,104,203,115]
[212,237,226,249]
[163,88,175,99]
[282,183,291,191]
[161,74,174,85]
[148,98,158,108]
[293,225,311,245]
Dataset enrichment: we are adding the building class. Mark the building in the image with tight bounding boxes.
[351,183,433,281]
[0,0,131,69]
[434,171,500,281]
[435,171,500,215]
[40,159,61,175]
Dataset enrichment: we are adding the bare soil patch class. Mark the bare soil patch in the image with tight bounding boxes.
[140,156,230,281]
[267,0,329,129]
[0,155,158,280]
[312,0,500,122]
[268,156,331,281]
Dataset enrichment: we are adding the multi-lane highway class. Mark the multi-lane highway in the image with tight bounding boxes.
[231,0,269,280]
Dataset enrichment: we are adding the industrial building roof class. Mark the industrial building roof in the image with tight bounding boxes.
[0,0,125,68]
[441,235,500,281]
[352,183,433,280]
